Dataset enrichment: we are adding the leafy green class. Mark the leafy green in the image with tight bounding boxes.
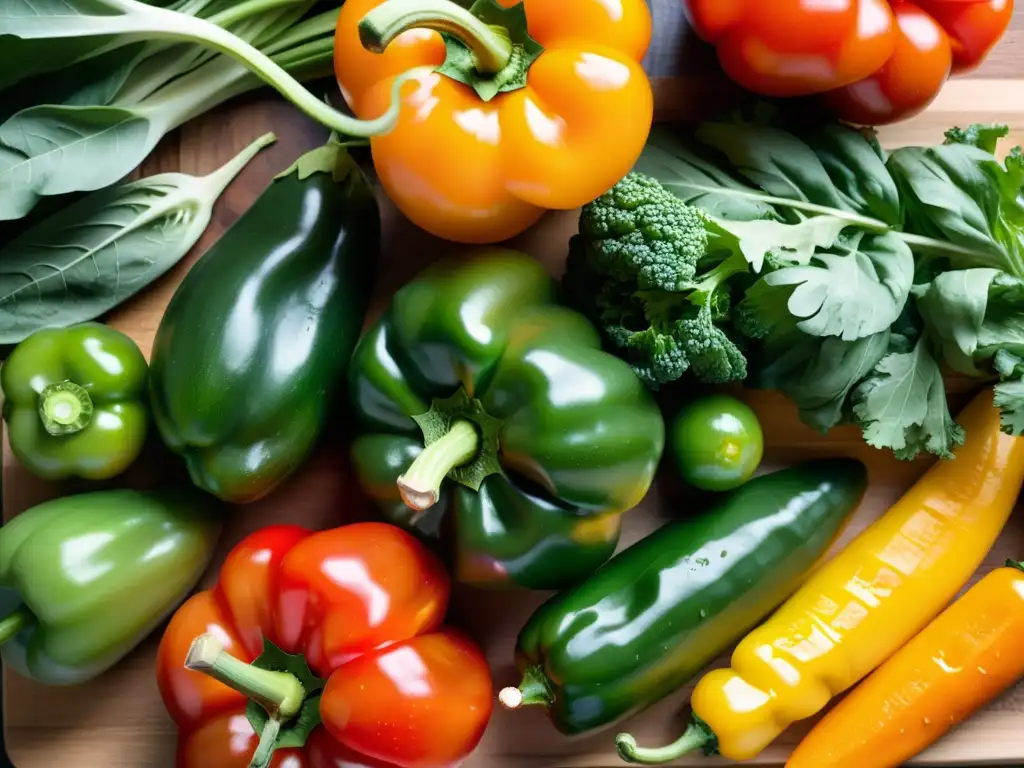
[0,0,188,93]
[0,132,275,344]
[0,0,425,186]
[887,140,1024,274]
[635,123,912,343]
[0,1,337,221]
[851,327,964,460]
[993,350,1024,433]
[754,327,891,432]
[628,115,1024,459]
[761,231,914,340]
[914,268,1002,375]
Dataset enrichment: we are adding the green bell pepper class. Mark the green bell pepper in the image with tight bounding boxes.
[0,488,222,686]
[499,459,868,735]
[1,322,149,480]
[149,140,377,503]
[349,251,665,590]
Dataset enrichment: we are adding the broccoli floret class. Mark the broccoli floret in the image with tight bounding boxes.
[564,172,754,389]
[677,304,748,384]
[578,172,712,291]
[621,328,688,387]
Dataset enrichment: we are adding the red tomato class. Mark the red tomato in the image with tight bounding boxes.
[824,2,953,125]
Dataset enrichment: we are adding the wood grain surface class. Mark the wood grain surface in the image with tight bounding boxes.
[6,4,1024,767]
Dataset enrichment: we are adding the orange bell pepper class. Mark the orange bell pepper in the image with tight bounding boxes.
[787,558,1024,768]
[682,0,1014,125]
[334,0,654,243]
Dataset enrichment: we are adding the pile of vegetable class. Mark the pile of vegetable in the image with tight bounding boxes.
[3,1,1024,768]
[564,114,1024,461]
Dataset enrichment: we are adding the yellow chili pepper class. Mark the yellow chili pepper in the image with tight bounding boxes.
[616,387,1024,764]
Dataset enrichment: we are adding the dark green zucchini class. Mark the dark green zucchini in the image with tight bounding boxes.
[500,458,868,735]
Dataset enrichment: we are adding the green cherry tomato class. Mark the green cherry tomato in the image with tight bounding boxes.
[671,394,763,492]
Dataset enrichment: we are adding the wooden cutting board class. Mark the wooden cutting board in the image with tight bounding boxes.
[6,6,1024,766]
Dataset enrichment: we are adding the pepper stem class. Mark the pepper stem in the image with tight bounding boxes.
[0,607,37,646]
[358,0,513,74]
[397,419,479,511]
[185,634,305,720]
[616,720,713,765]
[250,715,282,768]
[38,381,94,436]
[498,665,554,710]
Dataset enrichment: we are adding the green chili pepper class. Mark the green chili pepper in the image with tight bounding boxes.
[498,459,868,734]
[349,251,665,590]
[149,138,377,503]
[1,322,149,480]
[0,488,222,686]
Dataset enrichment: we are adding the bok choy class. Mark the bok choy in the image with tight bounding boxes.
[0,0,340,221]
[0,132,276,343]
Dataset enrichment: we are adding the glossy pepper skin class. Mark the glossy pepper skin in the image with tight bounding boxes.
[788,559,1024,768]
[334,0,653,244]
[501,459,868,736]
[683,0,1014,125]
[1,322,148,480]
[149,141,377,503]
[0,488,221,686]
[618,388,1024,764]
[156,523,493,768]
[348,251,664,590]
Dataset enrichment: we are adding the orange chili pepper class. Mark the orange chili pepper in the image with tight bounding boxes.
[334,0,653,244]
[787,559,1024,768]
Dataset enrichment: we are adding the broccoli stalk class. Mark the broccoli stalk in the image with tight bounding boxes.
[563,172,754,389]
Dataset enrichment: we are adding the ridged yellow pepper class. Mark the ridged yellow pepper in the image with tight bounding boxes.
[616,387,1024,764]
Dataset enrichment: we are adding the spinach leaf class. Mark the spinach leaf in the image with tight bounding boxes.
[695,121,861,215]
[635,129,781,221]
[888,144,1012,266]
[0,44,149,125]
[637,119,900,342]
[914,268,1000,375]
[976,274,1024,359]
[711,215,850,273]
[0,132,275,343]
[755,329,891,432]
[795,123,901,226]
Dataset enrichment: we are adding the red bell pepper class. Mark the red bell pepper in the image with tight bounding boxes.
[683,0,1014,125]
[156,523,494,768]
